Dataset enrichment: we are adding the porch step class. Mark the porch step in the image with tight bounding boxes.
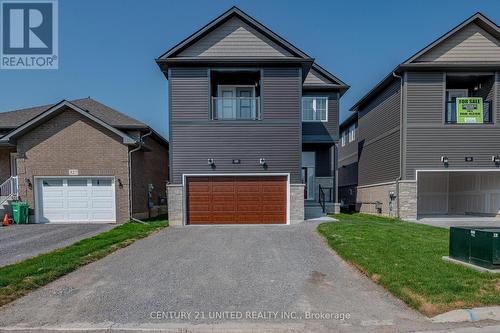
[305,204,326,220]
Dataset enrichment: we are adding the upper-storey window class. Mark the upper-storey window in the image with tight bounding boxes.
[445,74,494,124]
[341,131,346,147]
[210,70,261,120]
[348,124,355,142]
[302,97,328,122]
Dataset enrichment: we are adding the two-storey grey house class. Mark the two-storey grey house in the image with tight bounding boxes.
[156,7,348,225]
[349,12,500,220]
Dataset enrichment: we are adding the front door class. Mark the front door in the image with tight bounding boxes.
[302,152,315,200]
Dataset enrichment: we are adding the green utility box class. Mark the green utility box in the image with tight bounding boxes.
[11,202,29,224]
[449,226,500,269]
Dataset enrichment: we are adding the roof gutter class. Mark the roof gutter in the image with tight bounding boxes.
[392,71,404,219]
[128,130,153,224]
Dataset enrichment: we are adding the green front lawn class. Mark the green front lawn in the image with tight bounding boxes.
[0,218,167,307]
[318,214,500,316]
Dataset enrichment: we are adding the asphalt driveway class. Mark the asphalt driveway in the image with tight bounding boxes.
[0,223,466,332]
[0,224,114,266]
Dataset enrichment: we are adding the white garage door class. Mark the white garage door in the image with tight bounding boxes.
[37,178,116,223]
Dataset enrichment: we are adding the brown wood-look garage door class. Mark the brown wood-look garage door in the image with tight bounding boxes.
[186,176,287,225]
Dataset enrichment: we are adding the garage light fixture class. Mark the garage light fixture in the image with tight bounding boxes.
[492,156,500,164]
[259,158,266,166]
[441,156,449,166]
[207,158,215,168]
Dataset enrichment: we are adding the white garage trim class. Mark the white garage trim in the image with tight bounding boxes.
[181,173,291,226]
[34,176,117,224]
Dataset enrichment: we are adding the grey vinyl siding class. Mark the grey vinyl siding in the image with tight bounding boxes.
[177,17,293,58]
[358,131,400,186]
[476,75,495,101]
[170,68,209,121]
[415,23,500,63]
[405,72,444,124]
[339,130,357,166]
[404,71,500,180]
[304,69,331,85]
[169,67,301,184]
[301,91,338,140]
[338,161,358,187]
[357,80,401,186]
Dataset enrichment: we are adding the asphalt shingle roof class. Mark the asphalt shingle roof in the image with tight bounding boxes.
[0,98,147,130]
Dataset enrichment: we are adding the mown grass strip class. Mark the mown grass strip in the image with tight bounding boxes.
[318,213,500,316]
[0,219,167,307]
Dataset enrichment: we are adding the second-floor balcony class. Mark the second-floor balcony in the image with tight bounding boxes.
[211,97,261,120]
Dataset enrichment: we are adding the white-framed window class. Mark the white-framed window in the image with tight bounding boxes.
[341,131,346,147]
[302,97,328,122]
[348,124,356,142]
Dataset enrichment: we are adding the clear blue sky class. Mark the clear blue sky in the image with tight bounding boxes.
[1,0,499,138]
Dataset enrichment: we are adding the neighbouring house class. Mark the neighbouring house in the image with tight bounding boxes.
[0,98,169,223]
[156,6,349,225]
[338,112,358,212]
[349,12,500,220]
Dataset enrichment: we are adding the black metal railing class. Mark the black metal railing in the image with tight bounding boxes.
[318,185,333,213]
[318,184,326,213]
[445,101,493,124]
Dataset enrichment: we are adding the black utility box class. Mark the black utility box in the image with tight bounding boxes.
[449,226,500,269]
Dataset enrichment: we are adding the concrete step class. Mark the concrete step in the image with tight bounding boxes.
[305,204,326,220]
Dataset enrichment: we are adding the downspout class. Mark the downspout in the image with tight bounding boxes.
[392,71,404,219]
[128,130,153,224]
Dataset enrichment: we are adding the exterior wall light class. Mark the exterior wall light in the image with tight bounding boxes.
[492,156,500,164]
[117,179,123,188]
[441,156,449,166]
[208,158,215,168]
[259,158,266,166]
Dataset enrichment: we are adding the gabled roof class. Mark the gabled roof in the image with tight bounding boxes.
[404,12,500,64]
[350,12,500,112]
[303,63,350,94]
[158,6,312,61]
[0,97,147,130]
[0,100,138,145]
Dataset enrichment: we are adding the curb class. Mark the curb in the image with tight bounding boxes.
[442,256,500,274]
[432,306,500,323]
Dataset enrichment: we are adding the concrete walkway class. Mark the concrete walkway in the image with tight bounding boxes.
[0,222,488,332]
[414,215,500,229]
[0,224,114,266]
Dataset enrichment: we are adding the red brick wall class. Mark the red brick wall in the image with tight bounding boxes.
[130,135,169,217]
[16,108,130,223]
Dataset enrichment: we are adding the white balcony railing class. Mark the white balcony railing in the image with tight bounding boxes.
[0,176,18,205]
[211,97,260,120]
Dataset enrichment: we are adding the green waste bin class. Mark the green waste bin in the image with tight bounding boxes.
[11,202,29,224]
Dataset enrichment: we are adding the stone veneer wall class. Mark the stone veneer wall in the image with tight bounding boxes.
[167,184,183,226]
[290,184,305,224]
[356,181,417,220]
[398,181,417,220]
[356,182,397,217]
